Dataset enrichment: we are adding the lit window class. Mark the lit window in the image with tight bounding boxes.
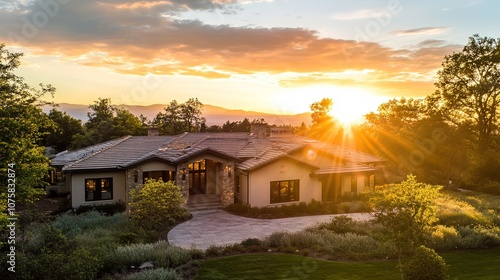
[85,178,113,201]
[270,180,299,204]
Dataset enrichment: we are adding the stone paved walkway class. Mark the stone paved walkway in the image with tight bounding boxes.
[167,210,373,250]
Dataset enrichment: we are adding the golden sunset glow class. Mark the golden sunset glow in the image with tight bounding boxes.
[1,1,498,120]
[272,85,387,125]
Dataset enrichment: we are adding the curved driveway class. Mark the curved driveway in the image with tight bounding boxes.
[167,210,372,250]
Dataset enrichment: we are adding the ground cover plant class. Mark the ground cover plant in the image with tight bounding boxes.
[0,209,200,280]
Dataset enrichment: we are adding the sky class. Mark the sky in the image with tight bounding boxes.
[1,0,500,123]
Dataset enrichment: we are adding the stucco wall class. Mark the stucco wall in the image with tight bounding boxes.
[248,158,321,207]
[138,161,176,172]
[238,171,249,204]
[71,171,127,208]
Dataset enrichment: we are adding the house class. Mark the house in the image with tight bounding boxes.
[51,124,384,208]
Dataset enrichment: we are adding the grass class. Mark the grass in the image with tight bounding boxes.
[195,247,500,280]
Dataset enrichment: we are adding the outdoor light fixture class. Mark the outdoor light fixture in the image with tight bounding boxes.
[181,168,186,180]
[133,170,139,183]
[226,165,233,177]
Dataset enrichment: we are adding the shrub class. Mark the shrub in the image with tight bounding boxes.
[371,175,442,253]
[52,197,72,215]
[240,238,262,247]
[111,241,198,269]
[53,211,128,237]
[119,232,140,245]
[402,246,448,280]
[458,225,500,248]
[127,268,180,280]
[21,246,102,280]
[75,201,126,215]
[430,225,462,250]
[316,215,371,235]
[436,197,489,226]
[129,179,190,231]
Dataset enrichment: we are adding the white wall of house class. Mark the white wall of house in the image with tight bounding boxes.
[248,158,321,207]
[340,174,371,195]
[341,175,351,195]
[237,171,249,204]
[71,171,127,208]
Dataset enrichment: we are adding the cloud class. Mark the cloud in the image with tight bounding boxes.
[331,9,382,20]
[0,0,462,98]
[392,27,451,36]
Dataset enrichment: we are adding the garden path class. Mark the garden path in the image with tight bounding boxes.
[167,210,373,250]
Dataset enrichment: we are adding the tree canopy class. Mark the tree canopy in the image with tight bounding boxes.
[0,44,53,203]
[431,34,500,145]
[44,109,84,153]
[153,98,205,135]
[71,98,147,149]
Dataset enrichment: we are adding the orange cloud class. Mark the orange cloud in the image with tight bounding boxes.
[0,0,462,98]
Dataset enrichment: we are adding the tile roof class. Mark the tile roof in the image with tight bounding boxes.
[55,132,384,175]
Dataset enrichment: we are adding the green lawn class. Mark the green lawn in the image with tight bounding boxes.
[195,247,500,279]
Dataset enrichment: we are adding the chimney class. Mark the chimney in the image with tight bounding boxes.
[250,123,268,138]
[147,127,159,136]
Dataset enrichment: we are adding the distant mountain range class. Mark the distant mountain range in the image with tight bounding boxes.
[42,103,311,126]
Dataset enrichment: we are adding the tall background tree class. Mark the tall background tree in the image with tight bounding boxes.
[308,98,344,144]
[431,34,500,146]
[153,98,205,135]
[430,34,500,190]
[71,98,147,148]
[361,35,499,192]
[0,44,53,203]
[44,109,84,153]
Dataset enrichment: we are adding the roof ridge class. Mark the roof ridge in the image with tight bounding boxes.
[63,136,131,170]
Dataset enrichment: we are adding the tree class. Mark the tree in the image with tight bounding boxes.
[0,44,53,204]
[371,175,442,253]
[153,98,205,135]
[308,98,344,144]
[72,98,147,148]
[363,98,469,185]
[432,34,500,145]
[180,98,205,132]
[310,97,333,126]
[44,109,84,152]
[371,175,443,278]
[129,179,189,231]
[112,108,147,137]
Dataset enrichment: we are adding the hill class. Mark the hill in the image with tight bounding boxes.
[43,103,311,126]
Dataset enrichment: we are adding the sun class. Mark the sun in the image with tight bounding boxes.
[271,85,387,125]
[327,87,386,126]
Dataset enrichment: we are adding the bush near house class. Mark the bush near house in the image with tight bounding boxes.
[225,196,371,219]
[129,179,190,231]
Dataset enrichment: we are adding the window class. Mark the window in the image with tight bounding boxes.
[85,178,113,201]
[351,176,357,194]
[270,179,299,204]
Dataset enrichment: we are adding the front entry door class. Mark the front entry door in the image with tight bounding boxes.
[189,160,206,194]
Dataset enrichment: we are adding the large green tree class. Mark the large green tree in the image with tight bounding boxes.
[44,109,84,152]
[0,44,53,203]
[72,98,147,148]
[431,34,500,145]
[153,98,205,135]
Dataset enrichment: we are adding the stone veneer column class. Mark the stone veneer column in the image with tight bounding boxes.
[220,161,235,207]
[176,163,189,203]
